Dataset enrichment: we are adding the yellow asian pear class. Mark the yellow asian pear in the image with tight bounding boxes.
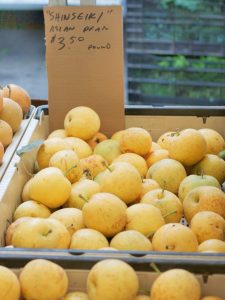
[150,269,201,300]
[64,106,100,140]
[0,88,3,111]
[49,149,83,183]
[99,247,118,251]
[100,162,142,204]
[64,179,100,209]
[0,265,20,300]
[141,189,183,223]
[135,296,150,300]
[110,230,152,251]
[199,128,225,155]
[19,259,68,300]
[5,217,32,246]
[198,239,225,253]
[151,141,162,151]
[64,292,89,300]
[0,98,23,133]
[94,170,107,185]
[94,139,121,164]
[12,217,71,249]
[126,203,165,236]
[138,178,160,200]
[146,158,187,194]
[0,142,4,164]
[36,137,71,169]
[178,174,221,202]
[70,228,109,250]
[201,297,224,300]
[111,130,126,143]
[87,132,108,149]
[190,211,225,243]
[83,192,127,237]
[48,129,67,139]
[168,128,207,166]
[0,119,13,147]
[183,186,225,223]
[3,83,31,113]
[65,137,92,159]
[87,259,139,300]
[21,178,33,202]
[145,149,170,168]
[152,223,198,252]
[29,167,71,208]
[80,154,108,179]
[191,154,225,184]
[157,131,174,150]
[113,153,148,178]
[49,208,84,236]
[13,200,51,220]
[120,127,152,157]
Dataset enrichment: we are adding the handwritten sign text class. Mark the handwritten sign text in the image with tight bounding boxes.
[44,7,115,52]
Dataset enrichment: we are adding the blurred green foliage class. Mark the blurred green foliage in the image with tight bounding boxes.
[142,0,225,43]
[144,23,225,44]
[160,0,200,11]
[0,11,43,30]
[158,0,224,13]
[129,56,225,102]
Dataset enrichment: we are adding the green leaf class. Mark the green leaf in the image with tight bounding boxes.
[173,56,189,69]
[160,0,200,11]
[16,140,44,157]
[160,0,174,9]
[159,60,170,68]
[64,164,77,176]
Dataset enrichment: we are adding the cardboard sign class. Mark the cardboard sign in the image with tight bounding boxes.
[44,5,125,136]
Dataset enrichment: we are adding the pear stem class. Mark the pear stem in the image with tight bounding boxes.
[42,229,52,237]
[7,84,11,98]
[160,181,166,198]
[102,161,112,172]
[150,263,161,274]
[200,170,204,179]
[171,129,180,137]
[146,230,156,238]
[78,194,89,203]
[161,187,165,198]
[64,164,77,177]
[83,169,93,180]
[163,210,177,219]
[106,165,112,172]
[175,128,180,135]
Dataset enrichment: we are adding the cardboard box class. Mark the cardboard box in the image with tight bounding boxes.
[5,259,225,297]
[0,105,225,273]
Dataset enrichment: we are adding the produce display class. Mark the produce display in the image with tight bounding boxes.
[0,84,31,164]
[5,106,225,253]
[0,258,223,300]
